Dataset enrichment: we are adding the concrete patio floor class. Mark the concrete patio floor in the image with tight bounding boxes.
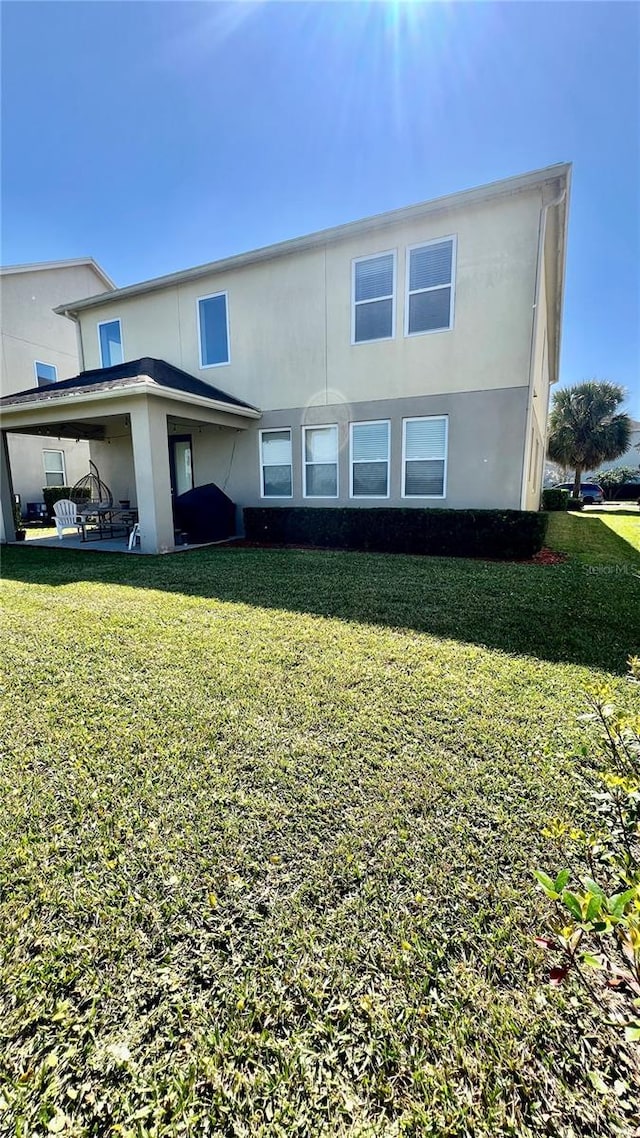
[9,529,224,555]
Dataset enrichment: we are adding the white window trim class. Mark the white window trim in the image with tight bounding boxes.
[302,423,339,499]
[197,291,231,369]
[42,448,66,485]
[404,235,457,338]
[33,360,58,385]
[401,415,449,500]
[259,428,293,500]
[349,419,391,499]
[351,249,397,345]
[97,318,124,368]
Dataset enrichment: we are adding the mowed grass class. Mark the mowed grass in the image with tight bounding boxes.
[1,536,639,1136]
[546,508,640,565]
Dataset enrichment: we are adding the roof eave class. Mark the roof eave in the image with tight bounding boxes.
[1,257,115,291]
[0,380,261,420]
[55,163,573,315]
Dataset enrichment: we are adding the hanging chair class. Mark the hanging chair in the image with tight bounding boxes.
[70,460,113,508]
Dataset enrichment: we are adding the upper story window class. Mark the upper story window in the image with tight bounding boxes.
[260,429,292,498]
[405,238,456,336]
[198,292,230,367]
[42,449,66,487]
[352,252,396,343]
[350,420,390,498]
[402,416,448,498]
[34,361,58,387]
[303,425,339,498]
[98,319,123,368]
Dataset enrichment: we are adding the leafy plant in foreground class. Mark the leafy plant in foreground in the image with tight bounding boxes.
[534,657,640,1041]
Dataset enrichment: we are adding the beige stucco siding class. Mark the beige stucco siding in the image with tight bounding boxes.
[531,261,550,439]
[77,188,542,415]
[88,428,138,509]
[1,264,103,386]
[1,263,111,509]
[522,244,551,510]
[6,436,93,504]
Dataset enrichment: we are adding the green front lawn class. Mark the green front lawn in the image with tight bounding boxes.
[546,507,640,565]
[1,534,639,1136]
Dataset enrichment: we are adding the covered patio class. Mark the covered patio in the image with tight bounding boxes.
[0,357,261,554]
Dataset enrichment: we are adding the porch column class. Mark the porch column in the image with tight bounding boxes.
[130,399,174,554]
[0,430,16,543]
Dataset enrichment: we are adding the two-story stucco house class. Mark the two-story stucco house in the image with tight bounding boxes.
[0,163,570,553]
[0,258,114,520]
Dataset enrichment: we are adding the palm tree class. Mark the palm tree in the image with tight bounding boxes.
[547,381,632,498]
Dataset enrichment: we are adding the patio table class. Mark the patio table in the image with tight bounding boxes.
[78,505,138,543]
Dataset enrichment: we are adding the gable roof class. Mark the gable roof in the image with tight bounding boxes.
[0,356,258,413]
[0,257,115,291]
[54,163,571,316]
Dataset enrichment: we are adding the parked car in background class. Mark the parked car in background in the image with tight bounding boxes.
[557,482,605,504]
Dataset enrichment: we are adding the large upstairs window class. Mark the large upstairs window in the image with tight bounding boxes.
[405,238,456,335]
[98,319,123,368]
[198,292,230,367]
[352,252,395,343]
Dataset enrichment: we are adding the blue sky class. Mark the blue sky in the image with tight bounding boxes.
[2,1,638,412]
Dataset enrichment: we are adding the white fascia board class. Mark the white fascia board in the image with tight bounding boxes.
[55,164,572,316]
[0,381,260,421]
[1,257,115,291]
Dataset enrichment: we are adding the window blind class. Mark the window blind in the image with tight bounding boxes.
[403,417,448,497]
[261,430,292,498]
[407,239,454,334]
[354,253,395,342]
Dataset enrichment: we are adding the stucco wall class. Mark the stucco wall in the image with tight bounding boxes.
[522,246,551,510]
[189,386,528,513]
[7,435,93,506]
[1,263,109,507]
[89,431,138,509]
[77,189,542,417]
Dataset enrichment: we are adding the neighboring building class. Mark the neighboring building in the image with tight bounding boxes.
[0,164,571,552]
[0,258,115,516]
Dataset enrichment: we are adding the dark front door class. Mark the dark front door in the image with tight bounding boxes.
[169,435,194,499]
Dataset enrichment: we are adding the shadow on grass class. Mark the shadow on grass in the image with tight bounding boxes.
[546,512,640,566]
[2,541,639,675]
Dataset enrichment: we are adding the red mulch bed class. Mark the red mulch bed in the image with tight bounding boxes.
[529,547,568,566]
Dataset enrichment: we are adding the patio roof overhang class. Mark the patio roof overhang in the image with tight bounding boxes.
[1,358,262,553]
[0,356,261,436]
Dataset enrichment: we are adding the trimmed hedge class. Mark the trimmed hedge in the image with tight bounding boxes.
[542,487,570,512]
[244,507,548,560]
[43,486,91,520]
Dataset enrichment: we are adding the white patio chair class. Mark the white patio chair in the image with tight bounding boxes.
[53,498,81,540]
